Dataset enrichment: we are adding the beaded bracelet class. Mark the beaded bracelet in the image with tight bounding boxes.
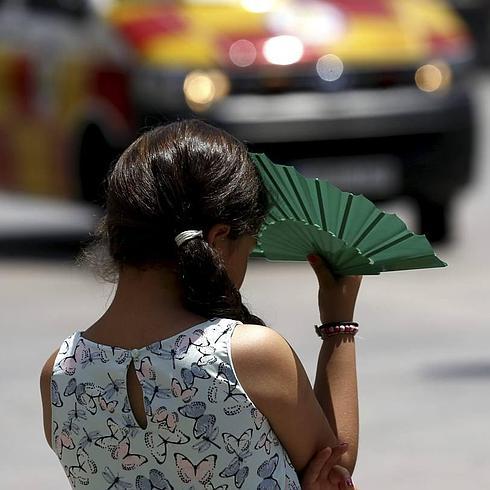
[314,321,359,340]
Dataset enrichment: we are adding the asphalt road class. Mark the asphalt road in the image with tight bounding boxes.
[1,78,490,488]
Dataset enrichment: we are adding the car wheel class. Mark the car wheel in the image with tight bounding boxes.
[414,195,452,244]
[78,124,119,206]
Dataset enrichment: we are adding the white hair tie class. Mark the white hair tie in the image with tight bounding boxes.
[175,230,204,247]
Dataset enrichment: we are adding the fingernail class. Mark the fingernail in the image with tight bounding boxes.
[335,442,348,449]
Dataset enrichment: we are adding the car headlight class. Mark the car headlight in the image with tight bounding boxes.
[183,70,230,111]
[263,35,304,66]
[415,60,452,93]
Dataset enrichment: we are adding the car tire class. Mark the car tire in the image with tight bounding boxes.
[78,125,119,206]
[405,122,474,244]
[414,195,451,244]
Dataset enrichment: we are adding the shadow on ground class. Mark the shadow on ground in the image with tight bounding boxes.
[421,361,490,380]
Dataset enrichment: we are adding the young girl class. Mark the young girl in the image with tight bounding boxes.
[40,120,362,489]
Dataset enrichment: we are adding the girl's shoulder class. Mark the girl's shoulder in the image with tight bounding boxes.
[230,322,296,400]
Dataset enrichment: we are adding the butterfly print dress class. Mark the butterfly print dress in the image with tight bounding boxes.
[51,317,302,489]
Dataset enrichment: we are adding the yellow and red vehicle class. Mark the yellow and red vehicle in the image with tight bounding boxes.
[0,0,476,241]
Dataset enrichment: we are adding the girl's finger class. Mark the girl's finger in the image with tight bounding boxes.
[300,447,333,485]
[317,443,348,479]
[326,465,354,489]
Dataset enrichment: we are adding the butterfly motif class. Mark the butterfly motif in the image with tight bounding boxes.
[51,379,63,407]
[103,373,126,400]
[53,421,75,459]
[95,418,129,453]
[174,453,216,487]
[67,402,87,422]
[59,339,70,356]
[141,379,171,407]
[257,453,281,490]
[171,378,197,403]
[251,407,266,430]
[144,427,190,465]
[195,345,217,366]
[181,362,210,388]
[135,469,174,490]
[149,335,191,370]
[63,378,99,415]
[254,428,280,455]
[67,447,97,486]
[119,414,141,439]
[57,339,89,376]
[111,436,148,471]
[80,345,107,368]
[99,396,119,413]
[114,350,132,365]
[192,420,221,453]
[150,406,179,432]
[178,401,216,439]
[134,356,156,381]
[102,466,133,489]
[218,429,253,488]
[79,428,101,450]
[207,363,251,415]
[186,329,218,366]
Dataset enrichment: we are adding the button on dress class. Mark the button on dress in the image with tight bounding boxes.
[50,317,301,489]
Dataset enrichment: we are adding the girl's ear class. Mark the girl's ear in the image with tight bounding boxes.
[206,223,231,251]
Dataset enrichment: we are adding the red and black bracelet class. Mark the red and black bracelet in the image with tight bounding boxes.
[314,321,359,340]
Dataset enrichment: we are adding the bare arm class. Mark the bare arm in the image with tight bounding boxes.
[314,336,358,473]
[232,324,341,473]
[40,350,58,448]
[308,253,362,474]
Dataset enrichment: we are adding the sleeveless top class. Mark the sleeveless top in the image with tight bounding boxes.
[50,317,302,489]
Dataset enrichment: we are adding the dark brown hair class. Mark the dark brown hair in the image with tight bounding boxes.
[78,119,271,325]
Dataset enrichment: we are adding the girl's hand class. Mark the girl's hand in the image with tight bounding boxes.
[300,444,355,489]
[307,254,362,323]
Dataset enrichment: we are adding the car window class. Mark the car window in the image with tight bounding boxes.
[25,0,89,20]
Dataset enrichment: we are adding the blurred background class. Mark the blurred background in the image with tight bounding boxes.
[0,0,488,487]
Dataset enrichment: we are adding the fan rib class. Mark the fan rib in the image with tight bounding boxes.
[338,194,353,240]
[364,232,414,257]
[258,160,301,220]
[351,213,385,248]
[284,169,314,224]
[315,179,327,229]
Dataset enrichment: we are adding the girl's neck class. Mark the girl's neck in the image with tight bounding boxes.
[82,265,208,348]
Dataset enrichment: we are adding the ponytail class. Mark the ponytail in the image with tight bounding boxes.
[177,236,266,326]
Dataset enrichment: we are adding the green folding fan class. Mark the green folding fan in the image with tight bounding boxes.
[250,153,447,276]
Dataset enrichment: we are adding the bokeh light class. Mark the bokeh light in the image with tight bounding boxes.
[229,39,257,67]
[263,35,304,65]
[183,70,230,111]
[415,61,452,92]
[316,54,344,82]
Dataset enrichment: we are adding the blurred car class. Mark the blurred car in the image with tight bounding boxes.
[0,0,477,242]
[449,0,490,65]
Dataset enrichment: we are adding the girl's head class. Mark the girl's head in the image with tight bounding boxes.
[81,119,271,325]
